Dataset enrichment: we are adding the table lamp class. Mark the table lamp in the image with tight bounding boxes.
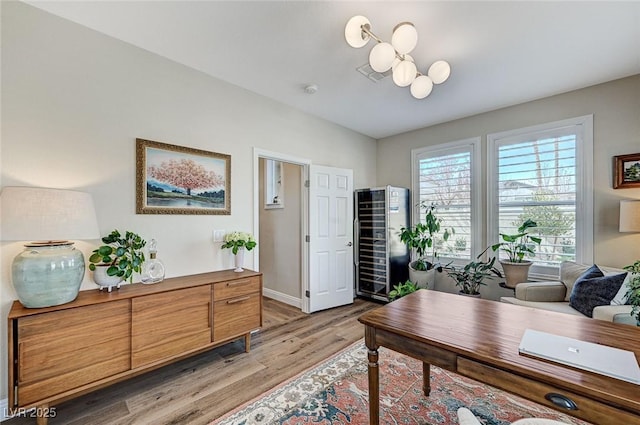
[620,200,640,233]
[1,186,100,308]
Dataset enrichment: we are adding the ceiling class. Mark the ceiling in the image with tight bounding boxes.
[25,1,640,139]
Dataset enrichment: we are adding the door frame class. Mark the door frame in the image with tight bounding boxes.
[253,148,312,313]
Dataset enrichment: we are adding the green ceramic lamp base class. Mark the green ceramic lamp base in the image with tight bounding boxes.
[11,241,85,308]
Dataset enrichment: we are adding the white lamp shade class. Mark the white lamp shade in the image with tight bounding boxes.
[1,186,100,242]
[428,60,451,84]
[369,42,396,73]
[410,75,434,99]
[620,200,640,232]
[392,60,417,87]
[391,22,418,55]
[345,15,371,48]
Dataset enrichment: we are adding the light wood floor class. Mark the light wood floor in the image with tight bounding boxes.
[4,297,379,425]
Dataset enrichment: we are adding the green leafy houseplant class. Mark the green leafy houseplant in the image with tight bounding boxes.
[388,280,419,301]
[623,260,640,325]
[88,230,146,283]
[446,256,503,295]
[399,202,454,271]
[488,219,542,262]
[221,231,257,254]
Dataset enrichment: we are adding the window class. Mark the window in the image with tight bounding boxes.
[411,138,481,261]
[264,159,284,209]
[488,116,593,278]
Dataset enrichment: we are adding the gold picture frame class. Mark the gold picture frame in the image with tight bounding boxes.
[614,153,640,189]
[136,138,231,215]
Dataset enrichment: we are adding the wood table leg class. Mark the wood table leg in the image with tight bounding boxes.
[244,333,251,353]
[364,325,380,425]
[367,347,380,425]
[422,362,431,396]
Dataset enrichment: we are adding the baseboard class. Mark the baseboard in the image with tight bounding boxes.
[1,398,9,421]
[262,288,301,308]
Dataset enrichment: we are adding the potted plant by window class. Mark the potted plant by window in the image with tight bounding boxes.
[399,202,453,289]
[623,260,640,326]
[88,229,146,292]
[486,219,541,288]
[446,256,503,297]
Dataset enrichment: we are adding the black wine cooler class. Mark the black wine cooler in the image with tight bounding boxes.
[354,186,410,301]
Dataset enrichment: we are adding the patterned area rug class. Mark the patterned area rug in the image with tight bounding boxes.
[211,341,591,425]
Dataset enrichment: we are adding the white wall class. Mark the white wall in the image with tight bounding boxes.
[0,1,377,401]
[378,75,640,270]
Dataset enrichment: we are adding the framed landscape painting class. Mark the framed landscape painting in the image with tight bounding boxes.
[614,153,640,189]
[136,138,231,214]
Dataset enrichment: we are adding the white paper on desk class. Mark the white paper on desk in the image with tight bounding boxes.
[518,329,640,385]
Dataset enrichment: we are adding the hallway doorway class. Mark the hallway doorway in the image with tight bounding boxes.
[254,149,310,310]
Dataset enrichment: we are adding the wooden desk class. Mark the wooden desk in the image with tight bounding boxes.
[358,290,640,425]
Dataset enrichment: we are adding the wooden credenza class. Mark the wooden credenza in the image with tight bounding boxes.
[7,269,262,424]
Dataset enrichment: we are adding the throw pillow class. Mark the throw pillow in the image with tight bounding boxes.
[610,272,638,305]
[569,264,627,317]
[561,261,591,302]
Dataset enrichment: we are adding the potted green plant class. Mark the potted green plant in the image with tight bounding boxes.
[623,260,640,326]
[446,256,503,297]
[399,202,453,289]
[89,229,146,291]
[388,280,419,301]
[486,219,541,288]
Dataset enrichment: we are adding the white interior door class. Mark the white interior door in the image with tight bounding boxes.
[308,165,354,312]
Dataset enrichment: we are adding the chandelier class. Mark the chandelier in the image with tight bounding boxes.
[344,15,451,99]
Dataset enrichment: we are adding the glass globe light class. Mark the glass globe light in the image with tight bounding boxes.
[369,42,396,73]
[392,60,417,87]
[391,22,418,54]
[344,15,371,48]
[410,75,433,99]
[391,54,413,72]
[428,60,451,84]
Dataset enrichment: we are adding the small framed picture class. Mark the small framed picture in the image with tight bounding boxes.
[136,138,231,214]
[614,153,640,189]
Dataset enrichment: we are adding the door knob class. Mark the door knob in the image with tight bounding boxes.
[346,242,353,247]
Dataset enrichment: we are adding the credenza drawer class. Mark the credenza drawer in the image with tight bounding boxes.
[457,357,640,424]
[213,277,260,300]
[213,293,261,342]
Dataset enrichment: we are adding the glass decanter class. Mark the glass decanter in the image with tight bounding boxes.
[141,239,165,284]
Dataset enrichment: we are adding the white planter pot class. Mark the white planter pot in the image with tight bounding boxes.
[500,260,532,288]
[92,265,124,292]
[408,263,436,290]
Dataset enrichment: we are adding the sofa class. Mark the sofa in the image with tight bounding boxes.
[500,261,636,326]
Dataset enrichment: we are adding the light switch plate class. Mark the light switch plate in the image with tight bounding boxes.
[213,230,226,243]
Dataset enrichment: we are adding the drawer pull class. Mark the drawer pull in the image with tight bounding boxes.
[545,393,578,410]
[226,280,250,287]
[227,296,250,304]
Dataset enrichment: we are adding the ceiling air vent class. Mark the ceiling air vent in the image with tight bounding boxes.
[356,63,391,83]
